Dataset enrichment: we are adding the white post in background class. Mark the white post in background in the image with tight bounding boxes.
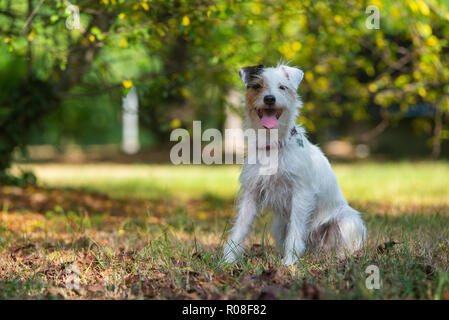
[122,86,140,154]
[224,90,245,158]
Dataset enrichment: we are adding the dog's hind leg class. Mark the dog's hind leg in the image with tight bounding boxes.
[310,206,366,257]
[223,190,259,263]
[337,207,366,255]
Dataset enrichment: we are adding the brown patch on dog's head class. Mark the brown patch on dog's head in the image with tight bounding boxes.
[245,77,265,110]
[239,65,265,110]
[239,64,264,86]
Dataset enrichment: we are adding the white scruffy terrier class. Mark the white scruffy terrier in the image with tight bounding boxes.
[223,64,366,266]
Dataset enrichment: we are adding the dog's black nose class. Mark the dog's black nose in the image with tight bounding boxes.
[264,95,276,105]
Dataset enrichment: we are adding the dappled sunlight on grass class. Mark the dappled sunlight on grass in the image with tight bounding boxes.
[2,161,449,299]
[16,164,241,201]
[335,161,449,206]
[16,161,449,207]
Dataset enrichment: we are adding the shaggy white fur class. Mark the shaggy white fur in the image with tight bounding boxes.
[223,64,367,266]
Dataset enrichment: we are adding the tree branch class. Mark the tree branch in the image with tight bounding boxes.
[359,109,390,142]
[21,0,45,34]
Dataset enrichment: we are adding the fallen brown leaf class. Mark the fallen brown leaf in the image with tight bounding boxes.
[9,243,35,255]
[377,241,400,254]
[301,282,325,300]
[86,284,105,293]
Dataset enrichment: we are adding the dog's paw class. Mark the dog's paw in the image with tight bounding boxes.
[282,254,299,266]
[223,243,241,264]
[221,255,238,265]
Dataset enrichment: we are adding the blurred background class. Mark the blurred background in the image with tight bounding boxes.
[0,0,448,185]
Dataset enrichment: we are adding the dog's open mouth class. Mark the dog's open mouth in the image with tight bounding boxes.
[256,108,283,129]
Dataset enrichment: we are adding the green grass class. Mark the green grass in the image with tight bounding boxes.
[17,163,241,200]
[1,161,448,300]
[16,161,449,205]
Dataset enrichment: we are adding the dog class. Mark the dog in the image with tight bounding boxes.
[223,64,366,266]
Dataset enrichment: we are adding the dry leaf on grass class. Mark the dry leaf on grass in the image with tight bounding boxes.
[377,241,401,254]
[301,282,325,300]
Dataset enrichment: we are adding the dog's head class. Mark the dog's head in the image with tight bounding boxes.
[239,64,303,137]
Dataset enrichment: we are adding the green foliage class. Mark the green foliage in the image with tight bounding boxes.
[0,170,36,187]
[0,55,58,177]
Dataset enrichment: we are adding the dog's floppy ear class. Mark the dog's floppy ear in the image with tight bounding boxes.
[280,65,304,91]
[238,64,264,86]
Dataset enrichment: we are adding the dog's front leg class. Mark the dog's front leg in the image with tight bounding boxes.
[223,190,258,263]
[283,192,315,266]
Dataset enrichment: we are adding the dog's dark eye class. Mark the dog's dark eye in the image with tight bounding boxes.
[279,85,287,90]
[248,84,262,90]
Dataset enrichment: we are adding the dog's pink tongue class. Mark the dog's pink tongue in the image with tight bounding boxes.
[260,114,278,129]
